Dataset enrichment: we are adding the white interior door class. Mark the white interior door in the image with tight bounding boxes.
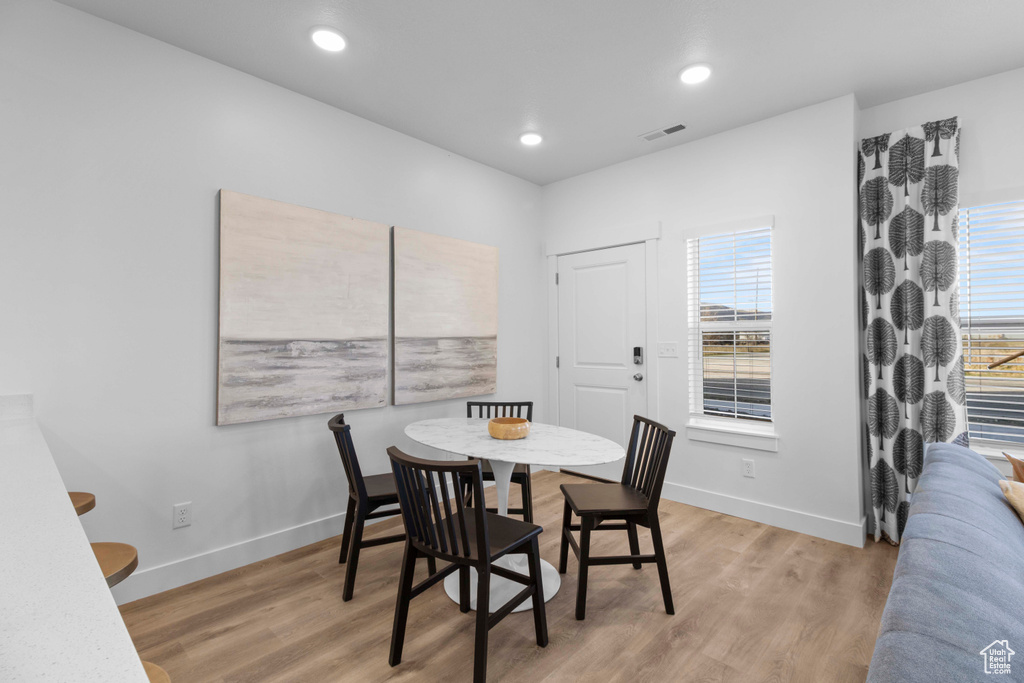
[557,243,647,480]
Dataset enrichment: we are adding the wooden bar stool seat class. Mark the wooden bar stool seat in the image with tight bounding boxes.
[69,491,96,516]
[142,660,170,682]
[91,542,138,588]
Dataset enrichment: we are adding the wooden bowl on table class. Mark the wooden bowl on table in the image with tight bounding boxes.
[488,417,530,440]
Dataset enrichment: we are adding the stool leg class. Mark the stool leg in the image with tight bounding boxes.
[627,521,642,570]
[526,537,548,647]
[474,569,491,683]
[558,499,572,574]
[339,497,356,564]
[575,516,594,620]
[651,516,674,615]
[459,565,471,613]
[522,473,534,524]
[342,511,364,601]
[389,543,418,666]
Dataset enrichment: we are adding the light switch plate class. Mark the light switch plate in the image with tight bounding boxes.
[658,342,679,358]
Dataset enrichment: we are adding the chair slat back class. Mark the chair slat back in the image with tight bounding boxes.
[621,415,676,505]
[328,414,367,501]
[467,401,534,421]
[388,447,487,563]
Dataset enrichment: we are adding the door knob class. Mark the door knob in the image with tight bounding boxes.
[633,373,644,381]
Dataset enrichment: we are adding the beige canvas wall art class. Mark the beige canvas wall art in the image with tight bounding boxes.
[217,190,390,425]
[392,226,498,405]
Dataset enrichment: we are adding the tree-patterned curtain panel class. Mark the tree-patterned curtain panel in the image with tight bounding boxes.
[859,116,968,544]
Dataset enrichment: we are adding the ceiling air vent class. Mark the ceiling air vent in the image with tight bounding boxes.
[639,123,687,142]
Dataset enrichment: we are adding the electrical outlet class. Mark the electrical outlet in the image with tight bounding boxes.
[658,342,679,358]
[172,502,192,529]
[742,459,755,478]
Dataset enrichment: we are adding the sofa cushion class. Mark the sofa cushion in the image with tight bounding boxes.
[867,442,1024,681]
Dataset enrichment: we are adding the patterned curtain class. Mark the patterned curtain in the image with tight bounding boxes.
[859,116,968,543]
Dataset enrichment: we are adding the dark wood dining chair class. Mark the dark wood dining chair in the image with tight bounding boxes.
[462,401,535,522]
[558,415,677,620]
[328,414,434,601]
[387,447,548,683]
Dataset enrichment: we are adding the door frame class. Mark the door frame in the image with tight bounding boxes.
[546,232,661,427]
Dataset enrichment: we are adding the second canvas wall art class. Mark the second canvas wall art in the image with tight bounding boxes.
[392,226,499,405]
[217,190,498,424]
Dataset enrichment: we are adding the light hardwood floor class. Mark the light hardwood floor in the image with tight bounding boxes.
[120,471,897,682]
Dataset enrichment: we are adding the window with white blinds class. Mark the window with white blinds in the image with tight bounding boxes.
[687,226,773,423]
[959,200,1024,445]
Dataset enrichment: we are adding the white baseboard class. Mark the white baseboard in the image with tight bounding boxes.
[111,511,357,605]
[661,481,867,548]
[109,479,506,605]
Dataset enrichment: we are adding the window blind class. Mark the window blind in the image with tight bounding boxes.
[959,200,1024,444]
[687,226,773,422]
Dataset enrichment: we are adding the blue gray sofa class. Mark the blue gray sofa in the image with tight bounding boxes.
[868,442,1024,680]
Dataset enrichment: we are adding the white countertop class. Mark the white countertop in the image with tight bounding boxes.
[405,418,625,468]
[0,417,148,682]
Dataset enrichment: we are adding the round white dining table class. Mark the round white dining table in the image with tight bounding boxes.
[404,417,625,613]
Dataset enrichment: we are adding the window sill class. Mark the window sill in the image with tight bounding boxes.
[686,418,778,452]
[966,441,1015,475]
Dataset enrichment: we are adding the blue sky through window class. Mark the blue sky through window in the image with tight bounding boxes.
[697,229,772,320]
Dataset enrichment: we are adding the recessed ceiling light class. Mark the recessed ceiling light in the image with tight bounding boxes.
[311,27,347,52]
[679,64,712,85]
[520,133,543,146]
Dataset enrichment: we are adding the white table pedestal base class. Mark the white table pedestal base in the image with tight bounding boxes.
[443,554,561,613]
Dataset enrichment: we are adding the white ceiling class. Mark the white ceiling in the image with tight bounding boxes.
[56,0,1024,185]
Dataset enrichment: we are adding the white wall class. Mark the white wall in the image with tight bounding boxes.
[542,96,865,545]
[860,66,1024,209]
[0,0,545,602]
